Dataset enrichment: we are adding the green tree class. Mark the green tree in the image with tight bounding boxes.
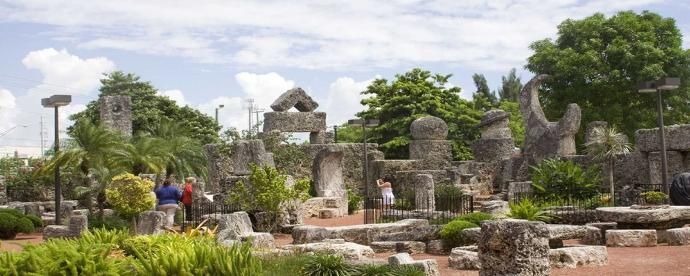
[105,173,156,230]
[584,126,632,205]
[70,71,220,145]
[472,73,498,111]
[527,11,690,141]
[41,120,127,211]
[497,68,522,102]
[358,68,482,160]
[146,118,207,180]
[334,124,362,143]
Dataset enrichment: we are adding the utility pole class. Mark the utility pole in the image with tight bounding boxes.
[253,108,265,134]
[40,116,45,158]
[246,99,254,136]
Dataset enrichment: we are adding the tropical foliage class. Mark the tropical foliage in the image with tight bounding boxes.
[531,159,601,201]
[0,208,40,239]
[508,198,551,222]
[584,126,632,204]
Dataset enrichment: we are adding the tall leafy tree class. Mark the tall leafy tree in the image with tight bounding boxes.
[147,118,207,179]
[70,71,220,145]
[472,73,498,111]
[498,68,523,102]
[585,126,632,205]
[358,68,482,160]
[527,11,690,141]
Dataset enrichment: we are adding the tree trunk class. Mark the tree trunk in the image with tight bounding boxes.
[609,159,615,206]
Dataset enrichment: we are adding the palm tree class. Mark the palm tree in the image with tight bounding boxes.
[41,120,126,211]
[147,118,207,180]
[112,134,167,176]
[584,126,632,205]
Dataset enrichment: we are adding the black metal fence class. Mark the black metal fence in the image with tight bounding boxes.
[180,201,242,231]
[363,194,474,224]
[510,184,668,225]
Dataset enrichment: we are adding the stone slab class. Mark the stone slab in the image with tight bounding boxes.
[606,230,657,247]
[270,87,319,112]
[449,248,480,270]
[370,241,426,254]
[549,246,608,269]
[635,124,690,152]
[665,227,690,246]
[597,206,690,230]
[479,219,550,276]
[263,111,326,133]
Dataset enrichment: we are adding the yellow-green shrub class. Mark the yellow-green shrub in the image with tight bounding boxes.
[105,173,155,219]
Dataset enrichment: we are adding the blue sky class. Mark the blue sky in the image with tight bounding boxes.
[1,0,690,150]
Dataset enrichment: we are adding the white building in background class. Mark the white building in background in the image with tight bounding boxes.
[0,146,43,158]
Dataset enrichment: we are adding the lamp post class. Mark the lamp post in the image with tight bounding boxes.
[638,77,680,195]
[0,124,28,138]
[215,104,225,124]
[347,119,380,199]
[41,95,71,225]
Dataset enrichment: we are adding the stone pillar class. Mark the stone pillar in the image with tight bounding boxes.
[585,121,608,144]
[313,149,345,198]
[472,110,514,162]
[479,219,550,276]
[0,176,6,205]
[414,174,435,210]
[100,95,132,137]
[409,116,452,169]
[136,211,166,235]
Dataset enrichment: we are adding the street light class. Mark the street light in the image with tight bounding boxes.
[347,119,380,199]
[0,124,29,138]
[41,94,71,225]
[638,77,680,196]
[215,104,225,124]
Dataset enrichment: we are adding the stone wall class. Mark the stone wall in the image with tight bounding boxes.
[99,95,132,137]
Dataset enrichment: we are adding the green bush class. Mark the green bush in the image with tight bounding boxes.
[354,264,394,276]
[260,254,311,276]
[531,159,601,201]
[89,215,130,231]
[301,254,356,276]
[434,185,465,211]
[390,265,425,276]
[508,198,551,222]
[347,189,362,215]
[24,215,42,228]
[0,209,36,239]
[0,229,263,276]
[642,191,668,205]
[439,220,478,248]
[455,212,493,225]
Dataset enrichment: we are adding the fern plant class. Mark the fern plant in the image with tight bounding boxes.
[508,198,551,222]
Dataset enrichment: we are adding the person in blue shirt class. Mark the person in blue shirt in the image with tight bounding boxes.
[155,179,182,229]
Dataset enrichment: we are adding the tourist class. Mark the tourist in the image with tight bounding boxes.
[155,179,182,229]
[181,177,195,222]
[377,177,395,206]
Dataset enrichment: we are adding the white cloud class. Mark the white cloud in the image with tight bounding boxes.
[235,72,295,111]
[323,77,376,125]
[0,49,116,147]
[157,89,186,106]
[21,48,116,96]
[0,88,18,131]
[0,0,665,71]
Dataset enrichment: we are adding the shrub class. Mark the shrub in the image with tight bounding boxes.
[531,159,600,201]
[89,215,130,231]
[347,189,362,215]
[24,215,43,228]
[0,210,36,239]
[228,165,310,232]
[105,173,155,220]
[642,191,668,205]
[508,198,551,222]
[391,265,425,276]
[455,212,493,225]
[301,254,356,276]
[434,185,466,211]
[439,220,478,248]
[260,254,310,276]
[354,264,394,276]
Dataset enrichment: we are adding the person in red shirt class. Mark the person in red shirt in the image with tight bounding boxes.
[182,177,194,222]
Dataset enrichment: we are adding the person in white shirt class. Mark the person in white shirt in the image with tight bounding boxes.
[377,177,395,206]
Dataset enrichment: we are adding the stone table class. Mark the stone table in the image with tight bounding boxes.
[596,206,690,230]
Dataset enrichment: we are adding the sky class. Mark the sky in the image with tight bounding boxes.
[1,0,690,151]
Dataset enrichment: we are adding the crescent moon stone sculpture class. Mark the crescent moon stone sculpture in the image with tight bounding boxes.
[520,74,581,161]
